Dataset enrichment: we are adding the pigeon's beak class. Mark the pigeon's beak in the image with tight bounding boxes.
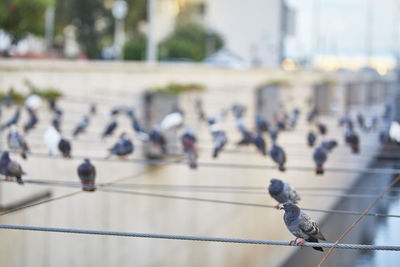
[279,206,284,210]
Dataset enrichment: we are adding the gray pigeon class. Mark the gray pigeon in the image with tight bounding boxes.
[268,178,300,209]
[269,144,286,171]
[0,151,25,185]
[313,146,327,175]
[280,202,326,251]
[7,126,29,159]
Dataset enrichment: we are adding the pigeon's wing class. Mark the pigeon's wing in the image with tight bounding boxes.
[7,161,24,176]
[298,211,326,241]
[284,183,301,203]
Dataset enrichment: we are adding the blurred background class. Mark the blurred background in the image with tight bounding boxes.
[1,1,400,267]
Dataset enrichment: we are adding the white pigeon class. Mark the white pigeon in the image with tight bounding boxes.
[25,94,42,110]
[389,121,400,143]
[160,112,183,131]
[44,126,61,156]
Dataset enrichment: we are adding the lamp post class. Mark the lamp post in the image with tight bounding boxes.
[112,0,128,60]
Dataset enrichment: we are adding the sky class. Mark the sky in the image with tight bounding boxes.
[286,0,400,60]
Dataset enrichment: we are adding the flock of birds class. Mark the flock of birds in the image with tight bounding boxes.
[0,91,399,251]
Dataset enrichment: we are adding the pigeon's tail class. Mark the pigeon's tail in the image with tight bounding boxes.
[306,237,323,252]
[213,148,219,158]
[278,164,286,172]
[16,177,24,185]
[316,165,324,175]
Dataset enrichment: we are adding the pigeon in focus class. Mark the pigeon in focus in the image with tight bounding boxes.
[280,202,326,251]
[181,128,197,169]
[253,132,267,156]
[268,178,300,209]
[270,144,286,171]
[0,151,25,185]
[313,146,327,175]
[73,116,90,138]
[1,107,21,129]
[102,120,118,139]
[58,138,72,158]
[44,126,61,156]
[77,158,96,191]
[23,108,39,133]
[307,131,317,147]
[7,126,29,159]
[107,133,134,159]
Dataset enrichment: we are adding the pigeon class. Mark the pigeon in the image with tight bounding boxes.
[7,126,29,159]
[160,110,184,131]
[181,128,197,169]
[73,116,90,138]
[23,108,39,133]
[339,115,353,128]
[107,133,134,158]
[232,103,246,118]
[24,94,42,110]
[357,113,365,129]
[90,103,97,115]
[2,92,13,107]
[1,107,21,129]
[255,114,269,133]
[306,107,318,123]
[253,133,267,155]
[128,113,149,141]
[321,140,338,152]
[237,128,253,146]
[280,202,326,251]
[149,127,167,155]
[313,146,327,175]
[317,123,327,135]
[345,128,360,153]
[44,126,61,156]
[307,131,317,147]
[77,158,96,191]
[212,131,227,158]
[195,99,206,121]
[389,121,400,143]
[52,108,63,132]
[383,104,392,120]
[269,144,286,171]
[102,120,118,139]
[0,151,25,185]
[290,108,300,129]
[269,129,279,143]
[268,178,300,209]
[58,138,72,158]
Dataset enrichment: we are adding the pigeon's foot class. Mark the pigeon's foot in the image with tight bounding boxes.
[297,239,306,246]
[274,203,280,210]
[289,238,298,245]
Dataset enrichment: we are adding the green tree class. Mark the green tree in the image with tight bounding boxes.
[0,0,54,43]
[124,0,147,35]
[123,33,146,60]
[158,22,224,61]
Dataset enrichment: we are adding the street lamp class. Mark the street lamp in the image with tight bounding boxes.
[112,0,128,60]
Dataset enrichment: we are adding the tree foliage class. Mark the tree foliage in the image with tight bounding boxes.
[0,0,54,43]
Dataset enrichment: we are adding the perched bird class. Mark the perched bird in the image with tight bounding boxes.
[149,127,167,155]
[280,202,326,251]
[321,140,338,152]
[313,146,327,175]
[58,138,72,158]
[1,107,21,129]
[290,108,300,129]
[345,128,360,153]
[23,108,39,133]
[253,133,267,156]
[181,128,197,169]
[269,129,279,144]
[255,114,269,133]
[269,144,286,171]
[317,123,327,135]
[160,110,184,131]
[307,131,317,147]
[212,131,227,158]
[129,113,149,141]
[0,151,25,185]
[102,120,118,139]
[52,108,63,132]
[73,116,90,138]
[237,129,253,146]
[268,178,300,209]
[77,158,96,191]
[107,133,134,158]
[7,126,29,159]
[44,126,61,156]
